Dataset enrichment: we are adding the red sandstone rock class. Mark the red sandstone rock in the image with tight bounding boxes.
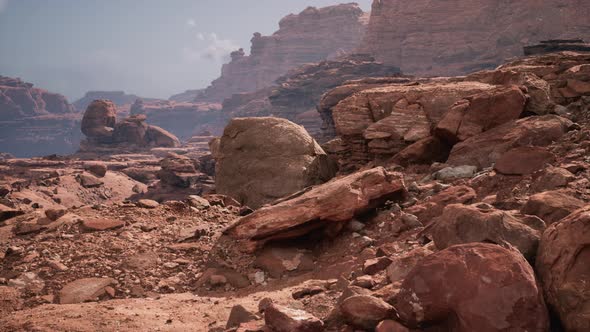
[215,117,337,209]
[431,203,543,259]
[390,136,451,167]
[362,0,590,77]
[435,86,527,143]
[536,205,590,331]
[340,295,396,329]
[494,146,556,175]
[81,100,117,140]
[521,190,585,224]
[447,115,573,169]
[264,304,323,332]
[405,185,476,225]
[59,278,115,304]
[224,167,405,250]
[80,218,124,232]
[197,4,367,103]
[394,243,549,331]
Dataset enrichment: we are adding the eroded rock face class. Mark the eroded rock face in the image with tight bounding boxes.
[431,203,543,259]
[330,81,495,168]
[80,100,180,152]
[394,243,549,331]
[361,0,590,76]
[536,205,590,331]
[447,115,573,169]
[197,3,368,103]
[215,117,337,208]
[0,76,81,157]
[224,167,405,251]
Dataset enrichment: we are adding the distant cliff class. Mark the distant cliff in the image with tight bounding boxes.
[362,0,590,76]
[196,3,369,102]
[0,76,81,157]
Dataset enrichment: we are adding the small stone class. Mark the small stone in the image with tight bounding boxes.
[45,208,67,221]
[77,172,103,188]
[226,304,258,329]
[347,219,366,232]
[264,304,323,332]
[163,262,179,269]
[352,275,376,289]
[434,165,477,181]
[292,285,325,299]
[258,298,274,313]
[59,278,115,304]
[47,259,69,272]
[137,199,159,209]
[187,195,211,210]
[363,257,393,275]
[340,295,395,329]
[85,162,108,177]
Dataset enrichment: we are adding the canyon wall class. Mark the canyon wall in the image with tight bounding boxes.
[196,3,369,102]
[362,0,590,76]
[0,76,82,157]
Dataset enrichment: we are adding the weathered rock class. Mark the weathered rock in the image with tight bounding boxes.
[84,162,108,177]
[157,153,205,188]
[363,256,393,275]
[77,172,103,188]
[536,205,590,331]
[521,191,585,224]
[376,320,410,332]
[7,272,45,294]
[390,136,451,167]
[436,86,527,143]
[264,304,323,332]
[386,246,433,283]
[215,117,337,208]
[112,116,148,145]
[494,146,555,175]
[80,218,125,232]
[432,204,543,259]
[196,3,367,102]
[433,165,477,181]
[340,295,395,329]
[362,0,590,77]
[81,100,116,140]
[226,305,259,330]
[137,199,159,209]
[225,167,405,250]
[254,247,315,278]
[59,278,116,304]
[405,185,476,225]
[447,115,573,169]
[531,166,576,192]
[394,243,549,331]
[145,125,181,148]
[44,208,67,221]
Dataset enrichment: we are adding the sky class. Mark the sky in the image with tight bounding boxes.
[0,0,372,101]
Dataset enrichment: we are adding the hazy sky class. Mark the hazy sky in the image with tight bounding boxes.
[0,0,372,101]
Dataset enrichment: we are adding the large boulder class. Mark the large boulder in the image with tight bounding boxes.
[536,205,590,331]
[447,115,573,169]
[521,191,585,225]
[112,115,148,145]
[435,85,527,143]
[81,100,117,140]
[146,125,180,148]
[224,167,406,251]
[431,203,543,259]
[215,117,337,208]
[394,243,549,331]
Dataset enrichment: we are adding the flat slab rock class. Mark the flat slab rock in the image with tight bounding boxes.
[224,167,406,250]
[80,218,125,232]
[59,278,115,304]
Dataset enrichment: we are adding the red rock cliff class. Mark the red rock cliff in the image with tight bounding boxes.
[196,3,368,102]
[362,0,590,76]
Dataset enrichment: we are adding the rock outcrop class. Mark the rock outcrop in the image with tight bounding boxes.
[362,0,590,76]
[80,100,180,153]
[215,117,336,209]
[536,205,590,331]
[196,3,368,102]
[524,39,590,56]
[224,167,405,251]
[394,243,549,331]
[0,76,81,157]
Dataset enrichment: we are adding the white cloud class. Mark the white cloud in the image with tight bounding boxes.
[186,18,196,28]
[182,32,239,63]
[0,0,9,13]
